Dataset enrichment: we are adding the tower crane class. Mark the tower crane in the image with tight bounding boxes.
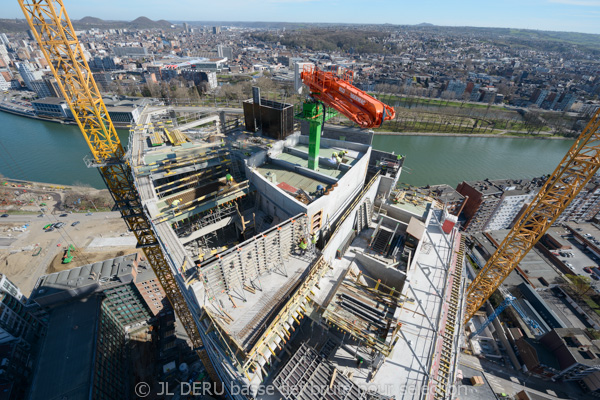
[18,0,218,381]
[298,64,396,169]
[465,108,600,324]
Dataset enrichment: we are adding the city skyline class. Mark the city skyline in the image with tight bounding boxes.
[4,0,600,34]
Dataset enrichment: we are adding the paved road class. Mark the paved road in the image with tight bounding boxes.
[1,211,121,224]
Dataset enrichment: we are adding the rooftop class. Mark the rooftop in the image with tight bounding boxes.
[29,253,138,307]
[28,295,102,400]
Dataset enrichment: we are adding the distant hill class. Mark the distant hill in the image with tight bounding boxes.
[72,16,172,30]
[129,16,172,29]
[0,19,30,33]
[78,16,104,25]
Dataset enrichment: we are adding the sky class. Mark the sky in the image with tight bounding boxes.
[4,0,600,34]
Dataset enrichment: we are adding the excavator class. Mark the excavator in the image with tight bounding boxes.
[298,64,396,169]
[62,244,75,264]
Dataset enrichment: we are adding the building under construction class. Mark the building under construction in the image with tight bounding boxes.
[127,104,467,400]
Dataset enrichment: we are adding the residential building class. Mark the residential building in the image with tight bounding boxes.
[180,68,217,89]
[132,263,168,316]
[28,80,52,98]
[541,328,600,394]
[515,336,561,380]
[0,341,32,400]
[0,292,45,346]
[0,73,8,92]
[456,178,543,233]
[112,46,148,57]
[217,44,233,61]
[556,177,600,223]
[456,180,503,233]
[446,80,466,97]
[0,33,9,47]
[0,274,24,302]
[485,181,538,231]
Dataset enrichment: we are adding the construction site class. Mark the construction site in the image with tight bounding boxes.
[121,72,467,400]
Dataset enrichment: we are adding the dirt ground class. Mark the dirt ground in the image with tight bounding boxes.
[0,211,136,296]
[47,248,140,273]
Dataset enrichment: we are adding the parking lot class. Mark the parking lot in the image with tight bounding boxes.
[547,226,599,278]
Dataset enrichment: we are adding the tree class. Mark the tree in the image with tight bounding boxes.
[566,274,593,296]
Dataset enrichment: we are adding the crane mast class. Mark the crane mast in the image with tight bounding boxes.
[18,0,218,381]
[465,108,600,323]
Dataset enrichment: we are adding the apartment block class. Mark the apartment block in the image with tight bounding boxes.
[0,292,45,346]
[456,178,543,233]
[133,263,168,316]
[556,177,600,223]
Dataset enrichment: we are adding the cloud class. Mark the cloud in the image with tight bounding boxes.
[549,0,600,5]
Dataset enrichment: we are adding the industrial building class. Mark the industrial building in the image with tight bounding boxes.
[127,97,467,400]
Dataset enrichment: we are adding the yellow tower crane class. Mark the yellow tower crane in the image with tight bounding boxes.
[465,109,600,323]
[18,0,218,381]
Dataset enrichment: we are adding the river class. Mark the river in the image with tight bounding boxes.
[371,134,573,187]
[0,110,128,188]
[0,110,574,189]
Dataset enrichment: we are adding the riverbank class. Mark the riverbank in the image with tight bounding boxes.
[374,131,574,141]
[1,178,112,214]
[0,102,76,125]
[0,102,132,128]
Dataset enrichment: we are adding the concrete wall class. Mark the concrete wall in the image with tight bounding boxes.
[307,147,371,233]
[301,122,374,145]
[298,132,370,153]
[247,167,307,221]
[355,252,406,290]
[321,174,380,263]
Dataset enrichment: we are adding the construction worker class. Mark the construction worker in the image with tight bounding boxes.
[310,232,318,253]
[316,184,325,196]
[334,152,343,169]
[299,237,308,256]
[226,173,233,186]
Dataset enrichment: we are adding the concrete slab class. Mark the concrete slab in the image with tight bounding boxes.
[87,237,138,248]
[256,163,330,196]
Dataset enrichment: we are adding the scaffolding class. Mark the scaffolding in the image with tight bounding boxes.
[273,343,393,400]
[198,214,309,304]
[430,235,465,400]
[321,269,403,357]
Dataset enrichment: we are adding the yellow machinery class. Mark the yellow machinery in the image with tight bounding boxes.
[465,109,600,323]
[18,0,218,381]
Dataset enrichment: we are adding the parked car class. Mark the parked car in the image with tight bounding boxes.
[0,214,8,218]
[53,222,65,228]
[85,212,93,216]
[592,274,599,280]
[71,221,80,226]
[45,227,54,232]
[59,213,68,217]
[584,267,593,273]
